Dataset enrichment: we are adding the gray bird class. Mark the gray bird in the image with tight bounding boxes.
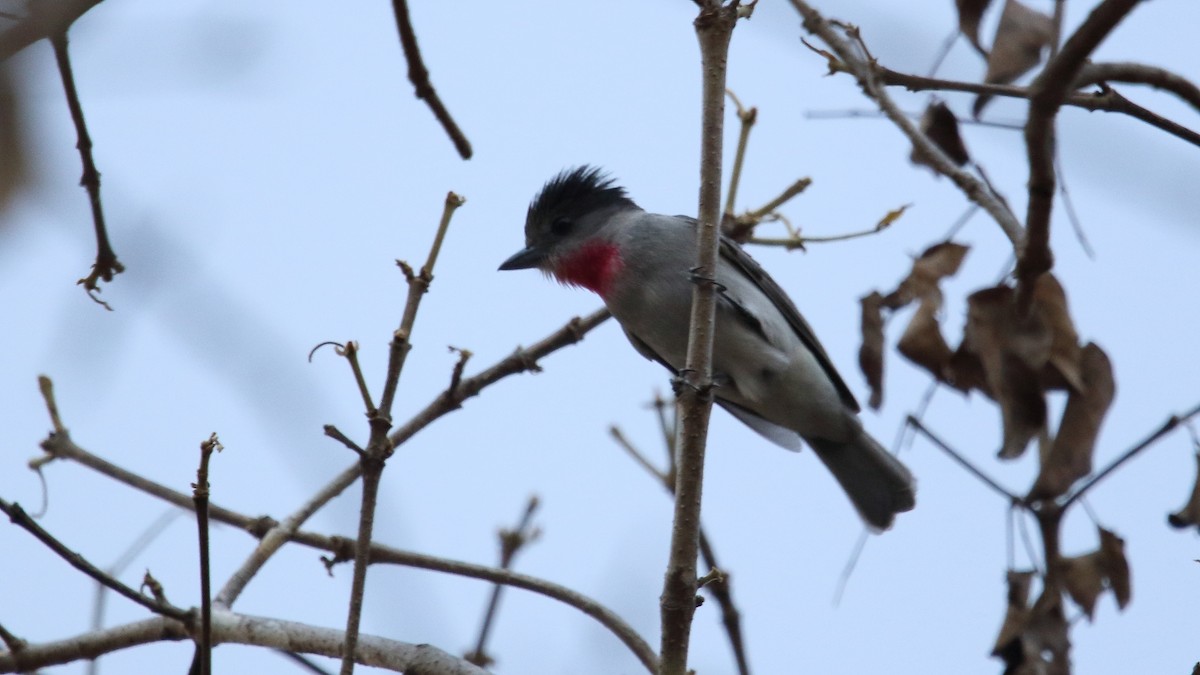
[499,166,915,530]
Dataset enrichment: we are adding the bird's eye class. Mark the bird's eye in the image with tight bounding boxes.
[550,217,573,236]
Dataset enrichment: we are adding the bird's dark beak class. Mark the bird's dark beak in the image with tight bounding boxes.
[498,246,547,271]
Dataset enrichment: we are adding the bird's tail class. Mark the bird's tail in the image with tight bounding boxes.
[805,431,916,532]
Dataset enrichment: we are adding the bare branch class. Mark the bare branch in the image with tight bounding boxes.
[390,0,472,159]
[1075,61,1200,112]
[0,497,192,624]
[465,495,541,667]
[50,32,124,305]
[0,612,490,674]
[873,67,1200,148]
[1021,0,1142,308]
[192,433,223,675]
[1064,401,1200,508]
[660,3,743,672]
[906,415,1020,502]
[341,191,463,675]
[789,1,1026,244]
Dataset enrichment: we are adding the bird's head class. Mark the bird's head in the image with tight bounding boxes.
[499,166,639,296]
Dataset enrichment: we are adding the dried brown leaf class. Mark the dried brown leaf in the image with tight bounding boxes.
[992,569,1035,657]
[973,0,1055,117]
[911,101,971,170]
[1100,528,1130,610]
[956,0,994,53]
[885,242,970,308]
[966,285,1050,458]
[0,66,26,216]
[859,291,886,410]
[1033,274,1084,391]
[897,289,955,380]
[1168,452,1200,530]
[1028,343,1115,500]
[1059,527,1130,620]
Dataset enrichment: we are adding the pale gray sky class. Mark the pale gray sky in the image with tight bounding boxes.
[3,1,1199,673]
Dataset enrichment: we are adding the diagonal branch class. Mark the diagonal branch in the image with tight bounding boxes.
[0,497,192,624]
[51,31,123,306]
[788,0,1025,245]
[390,0,472,159]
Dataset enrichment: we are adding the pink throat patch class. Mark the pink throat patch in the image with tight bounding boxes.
[552,242,623,296]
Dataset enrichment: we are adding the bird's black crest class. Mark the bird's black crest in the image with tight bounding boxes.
[527,166,637,225]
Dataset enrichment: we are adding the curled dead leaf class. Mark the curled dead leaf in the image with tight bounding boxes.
[897,289,955,382]
[1028,343,1115,500]
[0,65,27,216]
[1033,275,1084,391]
[885,241,970,308]
[966,285,1050,459]
[992,569,1035,657]
[859,291,886,410]
[956,0,994,54]
[973,0,1055,117]
[1168,452,1200,531]
[911,101,971,170]
[1058,527,1130,620]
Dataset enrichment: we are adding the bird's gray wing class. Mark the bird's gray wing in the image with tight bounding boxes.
[708,227,861,413]
[621,326,676,372]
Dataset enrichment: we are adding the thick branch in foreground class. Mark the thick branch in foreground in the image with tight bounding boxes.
[1021,0,1142,307]
[0,612,488,674]
[659,3,740,674]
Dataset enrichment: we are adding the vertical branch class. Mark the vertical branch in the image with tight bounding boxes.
[1019,0,1141,307]
[339,192,464,675]
[465,496,541,667]
[192,433,223,675]
[659,3,741,674]
[50,31,123,305]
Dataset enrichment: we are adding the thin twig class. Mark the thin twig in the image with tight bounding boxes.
[21,429,658,672]
[748,204,905,250]
[50,31,123,306]
[214,456,374,609]
[323,425,364,456]
[193,433,222,675]
[660,4,742,673]
[1075,61,1200,112]
[389,0,472,159]
[611,423,752,674]
[1054,156,1094,259]
[88,508,183,675]
[465,495,541,667]
[873,66,1200,148]
[1063,401,1200,508]
[0,623,25,654]
[722,89,757,222]
[790,2,1026,245]
[0,497,192,623]
[906,416,1019,502]
[340,192,464,675]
